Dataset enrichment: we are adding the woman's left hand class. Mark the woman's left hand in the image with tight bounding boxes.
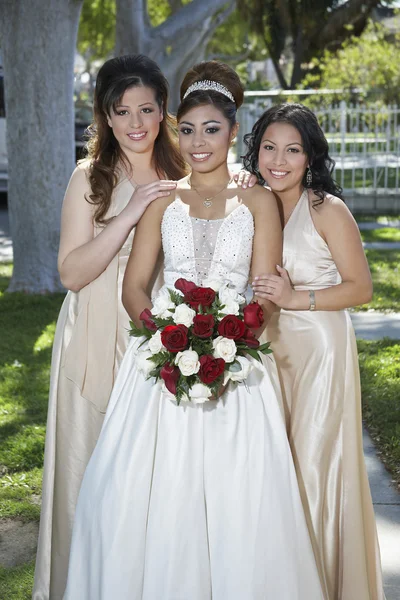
[252,266,295,309]
[233,170,258,189]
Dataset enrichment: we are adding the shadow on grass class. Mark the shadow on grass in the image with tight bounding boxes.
[0,266,64,471]
[358,338,400,485]
[0,561,34,599]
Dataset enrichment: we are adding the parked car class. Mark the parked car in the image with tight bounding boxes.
[0,70,92,192]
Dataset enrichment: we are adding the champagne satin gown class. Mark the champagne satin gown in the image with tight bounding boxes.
[32,166,138,600]
[266,190,385,600]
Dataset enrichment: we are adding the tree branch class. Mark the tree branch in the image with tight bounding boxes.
[166,0,184,14]
[155,0,235,41]
[115,0,151,55]
[318,0,380,47]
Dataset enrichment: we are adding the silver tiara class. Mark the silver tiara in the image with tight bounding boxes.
[183,80,235,103]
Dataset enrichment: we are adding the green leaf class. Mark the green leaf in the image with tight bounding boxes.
[168,289,184,305]
[245,348,262,362]
[258,342,273,354]
[152,317,173,328]
[128,321,150,339]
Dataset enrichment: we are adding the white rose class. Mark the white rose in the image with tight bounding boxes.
[161,383,189,404]
[175,349,200,376]
[202,278,222,292]
[152,288,175,318]
[173,303,196,328]
[224,356,253,383]
[219,284,245,307]
[135,349,156,377]
[212,336,237,363]
[189,383,212,404]
[148,330,165,355]
[218,299,240,316]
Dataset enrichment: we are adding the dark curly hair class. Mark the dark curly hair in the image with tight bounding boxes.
[85,54,187,224]
[242,103,343,205]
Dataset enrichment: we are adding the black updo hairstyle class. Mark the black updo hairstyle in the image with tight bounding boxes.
[242,103,343,206]
[177,60,244,128]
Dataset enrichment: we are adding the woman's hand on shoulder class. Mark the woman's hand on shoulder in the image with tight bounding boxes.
[121,180,177,227]
[233,169,258,189]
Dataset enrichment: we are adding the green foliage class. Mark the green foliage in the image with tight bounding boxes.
[237,0,384,88]
[358,338,400,485]
[78,0,116,61]
[301,19,400,104]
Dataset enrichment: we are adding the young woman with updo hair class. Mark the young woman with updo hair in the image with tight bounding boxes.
[33,54,187,600]
[63,62,324,599]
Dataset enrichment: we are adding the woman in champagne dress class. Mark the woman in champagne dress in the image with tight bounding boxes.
[63,62,324,600]
[32,54,186,600]
[247,103,385,600]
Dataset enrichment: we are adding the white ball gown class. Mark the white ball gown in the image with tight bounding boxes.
[63,197,324,600]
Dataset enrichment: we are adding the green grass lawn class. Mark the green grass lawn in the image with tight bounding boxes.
[360,227,400,244]
[0,260,399,597]
[354,249,400,313]
[359,339,400,487]
[0,263,64,522]
[356,215,400,224]
[0,562,35,600]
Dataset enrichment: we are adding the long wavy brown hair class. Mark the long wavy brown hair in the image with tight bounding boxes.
[85,54,187,223]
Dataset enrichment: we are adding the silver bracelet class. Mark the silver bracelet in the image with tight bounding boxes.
[309,290,316,311]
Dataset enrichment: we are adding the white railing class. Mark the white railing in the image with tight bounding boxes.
[236,93,400,207]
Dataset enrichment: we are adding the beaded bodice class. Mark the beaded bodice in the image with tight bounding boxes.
[161,197,254,293]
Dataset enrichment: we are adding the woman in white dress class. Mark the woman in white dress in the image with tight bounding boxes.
[63,62,324,600]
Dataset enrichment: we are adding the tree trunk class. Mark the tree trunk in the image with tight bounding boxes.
[0,0,83,293]
[115,0,235,110]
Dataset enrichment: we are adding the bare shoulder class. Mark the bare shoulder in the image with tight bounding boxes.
[311,191,352,223]
[237,183,277,215]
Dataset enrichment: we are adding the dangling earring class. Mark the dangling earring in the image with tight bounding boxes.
[306,167,312,185]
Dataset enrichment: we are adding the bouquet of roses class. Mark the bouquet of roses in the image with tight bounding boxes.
[129,278,272,405]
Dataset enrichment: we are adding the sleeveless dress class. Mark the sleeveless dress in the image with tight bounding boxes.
[265,190,385,600]
[33,173,138,600]
[63,197,324,600]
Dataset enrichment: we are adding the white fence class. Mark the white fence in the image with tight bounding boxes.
[236,92,400,211]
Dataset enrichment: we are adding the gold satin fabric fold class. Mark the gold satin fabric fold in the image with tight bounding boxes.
[33,176,137,599]
[265,190,385,600]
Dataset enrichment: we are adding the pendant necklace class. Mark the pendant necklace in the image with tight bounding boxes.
[188,175,234,208]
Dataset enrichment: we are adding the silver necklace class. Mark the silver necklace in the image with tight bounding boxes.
[188,175,234,208]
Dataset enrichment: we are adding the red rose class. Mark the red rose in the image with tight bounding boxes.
[161,324,189,353]
[241,327,260,349]
[243,302,264,329]
[160,362,180,395]
[218,315,246,340]
[193,314,215,338]
[199,355,225,384]
[185,287,216,311]
[175,278,197,295]
[139,308,157,332]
